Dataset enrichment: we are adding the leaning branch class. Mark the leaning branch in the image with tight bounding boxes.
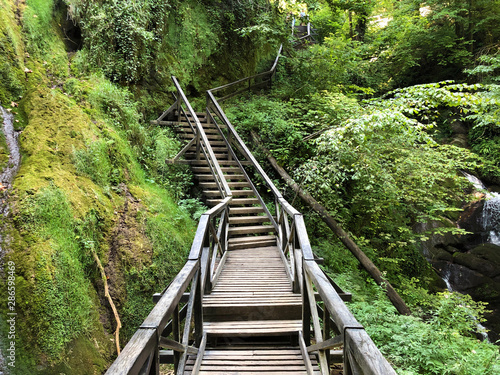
[91,249,122,354]
[251,131,411,315]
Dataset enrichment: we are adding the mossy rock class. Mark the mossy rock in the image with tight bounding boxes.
[453,244,500,279]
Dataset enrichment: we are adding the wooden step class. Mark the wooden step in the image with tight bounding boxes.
[178,126,220,134]
[200,181,251,189]
[190,160,252,167]
[230,206,265,215]
[204,190,254,198]
[204,303,301,321]
[207,198,260,206]
[228,225,276,235]
[203,190,223,197]
[202,320,302,337]
[192,166,241,173]
[197,174,246,184]
[186,152,228,159]
[184,347,321,374]
[230,190,255,197]
[179,133,223,141]
[229,215,271,225]
[228,235,276,250]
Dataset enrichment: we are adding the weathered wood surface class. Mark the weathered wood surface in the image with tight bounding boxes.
[204,246,302,323]
[184,347,320,375]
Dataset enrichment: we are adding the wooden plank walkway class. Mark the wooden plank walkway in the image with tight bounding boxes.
[106,79,397,375]
[185,347,320,374]
[169,111,316,372]
[204,246,302,325]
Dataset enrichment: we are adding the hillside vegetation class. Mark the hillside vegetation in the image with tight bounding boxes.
[0,0,500,374]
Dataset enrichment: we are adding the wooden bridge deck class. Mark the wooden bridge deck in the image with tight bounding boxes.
[185,347,320,374]
[185,246,318,374]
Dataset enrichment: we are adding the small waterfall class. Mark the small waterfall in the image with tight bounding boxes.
[462,171,500,245]
[441,265,453,292]
[0,106,21,375]
[482,197,500,245]
[441,264,491,342]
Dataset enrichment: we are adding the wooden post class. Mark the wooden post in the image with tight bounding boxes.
[323,306,331,370]
[302,261,311,346]
[173,305,180,371]
[194,268,203,346]
[196,131,201,160]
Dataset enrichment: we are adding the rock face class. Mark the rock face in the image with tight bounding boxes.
[418,200,500,343]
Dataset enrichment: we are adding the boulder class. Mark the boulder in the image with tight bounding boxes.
[453,252,499,279]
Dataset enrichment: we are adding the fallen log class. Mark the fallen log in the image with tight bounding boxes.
[251,131,411,315]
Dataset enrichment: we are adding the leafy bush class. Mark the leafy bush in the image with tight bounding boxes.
[333,273,499,375]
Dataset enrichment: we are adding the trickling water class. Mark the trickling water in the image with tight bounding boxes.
[441,266,453,292]
[462,171,488,192]
[482,197,500,245]
[0,106,21,199]
[462,171,500,245]
[441,264,491,342]
[0,106,21,375]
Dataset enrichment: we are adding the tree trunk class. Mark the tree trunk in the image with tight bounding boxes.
[251,131,412,316]
[348,11,354,39]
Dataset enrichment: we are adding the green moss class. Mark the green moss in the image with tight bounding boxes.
[0,0,26,104]
[38,335,110,375]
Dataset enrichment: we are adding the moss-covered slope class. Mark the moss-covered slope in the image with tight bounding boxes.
[0,1,203,373]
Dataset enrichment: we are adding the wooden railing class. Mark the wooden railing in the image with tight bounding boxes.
[293,22,317,45]
[205,55,397,374]
[152,77,231,198]
[106,81,233,375]
[208,44,282,103]
[108,42,396,375]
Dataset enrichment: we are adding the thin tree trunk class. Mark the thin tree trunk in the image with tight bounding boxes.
[348,11,354,39]
[251,131,411,315]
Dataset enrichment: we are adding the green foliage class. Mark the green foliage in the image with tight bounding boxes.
[226,91,358,167]
[178,198,207,221]
[147,128,193,199]
[23,0,68,79]
[333,274,500,375]
[296,107,478,276]
[87,78,145,146]
[120,184,195,339]
[66,0,172,82]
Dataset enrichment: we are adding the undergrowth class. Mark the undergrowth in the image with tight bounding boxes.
[333,272,500,375]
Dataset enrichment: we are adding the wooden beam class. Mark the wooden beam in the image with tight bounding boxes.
[307,335,343,352]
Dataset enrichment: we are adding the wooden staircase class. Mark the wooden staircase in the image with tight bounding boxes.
[168,111,316,373]
[172,111,277,251]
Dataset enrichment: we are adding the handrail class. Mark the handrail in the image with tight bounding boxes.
[208,45,282,102]
[293,22,317,45]
[106,197,231,375]
[106,83,235,375]
[171,76,232,198]
[205,44,396,374]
